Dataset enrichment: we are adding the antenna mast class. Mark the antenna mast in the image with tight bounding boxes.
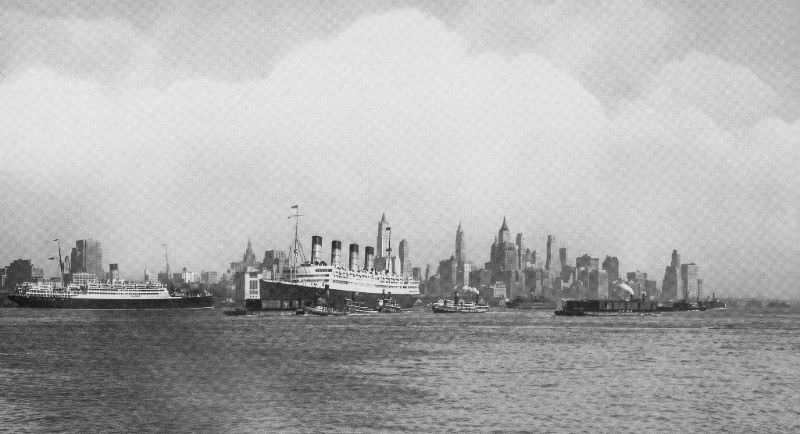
[287,205,307,282]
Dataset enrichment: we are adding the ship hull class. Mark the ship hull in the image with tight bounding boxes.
[251,280,418,311]
[8,295,214,309]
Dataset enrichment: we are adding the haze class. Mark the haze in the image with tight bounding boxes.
[0,1,797,298]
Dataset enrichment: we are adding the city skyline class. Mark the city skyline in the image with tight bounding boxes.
[1,2,797,298]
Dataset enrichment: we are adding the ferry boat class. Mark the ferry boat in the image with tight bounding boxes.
[431,292,489,313]
[252,207,420,312]
[8,281,213,309]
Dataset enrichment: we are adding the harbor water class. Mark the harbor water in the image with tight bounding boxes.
[1,308,799,433]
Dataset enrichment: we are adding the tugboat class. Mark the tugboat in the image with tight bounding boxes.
[377,296,403,313]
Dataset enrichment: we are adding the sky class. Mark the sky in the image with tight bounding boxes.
[0,1,798,298]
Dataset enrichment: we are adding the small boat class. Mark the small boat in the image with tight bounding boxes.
[303,305,348,316]
[345,299,378,315]
[432,292,488,313]
[222,307,251,316]
[377,297,403,313]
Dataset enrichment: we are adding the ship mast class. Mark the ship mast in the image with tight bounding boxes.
[287,205,307,282]
[54,238,65,286]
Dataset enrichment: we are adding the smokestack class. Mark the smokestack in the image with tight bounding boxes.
[331,241,342,267]
[311,236,323,264]
[364,246,375,271]
[349,244,359,271]
[546,235,554,271]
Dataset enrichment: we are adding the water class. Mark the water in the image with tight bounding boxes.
[2,308,799,433]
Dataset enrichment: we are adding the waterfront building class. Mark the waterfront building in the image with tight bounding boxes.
[2,259,33,289]
[661,250,682,300]
[176,268,199,284]
[201,271,219,285]
[626,271,647,299]
[491,281,507,299]
[681,263,699,300]
[71,272,98,286]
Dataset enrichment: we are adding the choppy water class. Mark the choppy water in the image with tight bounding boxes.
[1,308,799,433]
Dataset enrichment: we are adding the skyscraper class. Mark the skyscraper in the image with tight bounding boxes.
[498,217,510,245]
[455,222,465,264]
[376,213,390,259]
[69,239,103,280]
[602,256,620,283]
[399,239,410,276]
[545,235,555,271]
[681,263,699,300]
[661,249,683,300]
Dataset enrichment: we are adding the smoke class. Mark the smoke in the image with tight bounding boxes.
[462,286,479,295]
[613,280,635,296]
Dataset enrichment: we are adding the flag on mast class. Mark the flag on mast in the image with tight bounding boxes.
[291,205,298,209]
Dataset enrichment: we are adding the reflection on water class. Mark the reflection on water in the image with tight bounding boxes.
[1,308,800,432]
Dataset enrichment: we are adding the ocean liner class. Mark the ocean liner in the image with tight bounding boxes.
[251,207,420,311]
[9,281,213,309]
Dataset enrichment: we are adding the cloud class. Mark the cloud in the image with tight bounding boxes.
[0,8,797,296]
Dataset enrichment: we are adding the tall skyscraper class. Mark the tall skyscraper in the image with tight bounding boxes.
[376,213,390,258]
[681,263,699,300]
[231,239,259,272]
[455,222,465,264]
[69,239,103,280]
[498,217,510,244]
[545,235,555,271]
[243,239,257,265]
[399,239,410,276]
[602,256,620,283]
[661,249,683,300]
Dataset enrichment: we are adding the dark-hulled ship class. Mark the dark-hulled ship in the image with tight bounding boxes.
[9,281,213,309]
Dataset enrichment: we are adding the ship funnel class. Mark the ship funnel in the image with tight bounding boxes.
[311,236,323,264]
[364,246,375,271]
[331,240,342,268]
[349,244,359,271]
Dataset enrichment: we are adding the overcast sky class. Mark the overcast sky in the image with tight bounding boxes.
[1,1,798,297]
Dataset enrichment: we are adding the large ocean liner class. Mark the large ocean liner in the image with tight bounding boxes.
[249,207,420,311]
[9,281,213,309]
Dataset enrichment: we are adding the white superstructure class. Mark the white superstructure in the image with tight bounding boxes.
[278,264,420,295]
[16,281,176,299]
